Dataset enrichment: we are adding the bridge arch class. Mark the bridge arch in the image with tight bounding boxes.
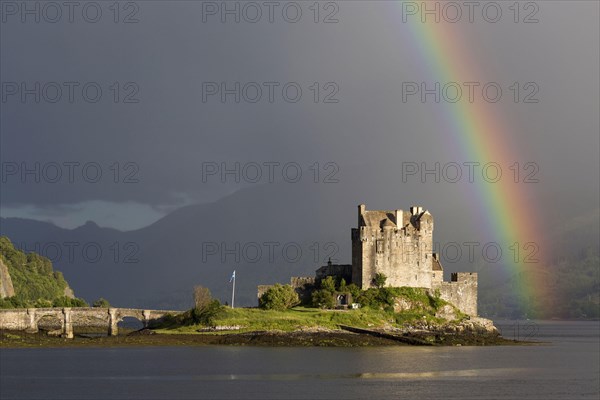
[0,308,183,338]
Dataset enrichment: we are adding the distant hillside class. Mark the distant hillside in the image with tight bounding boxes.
[0,236,86,308]
[478,246,600,319]
[1,164,598,317]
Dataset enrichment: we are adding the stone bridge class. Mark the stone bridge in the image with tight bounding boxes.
[0,308,184,338]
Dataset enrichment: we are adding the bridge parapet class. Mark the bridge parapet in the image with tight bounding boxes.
[0,308,184,338]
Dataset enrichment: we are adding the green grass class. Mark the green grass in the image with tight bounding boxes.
[157,305,464,335]
[155,286,468,335]
[156,307,395,334]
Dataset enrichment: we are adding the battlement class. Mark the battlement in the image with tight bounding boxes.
[434,272,478,316]
[451,272,478,285]
[290,276,316,287]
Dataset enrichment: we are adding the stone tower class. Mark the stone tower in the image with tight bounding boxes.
[351,204,441,289]
[258,203,478,316]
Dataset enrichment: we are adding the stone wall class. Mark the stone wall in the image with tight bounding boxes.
[0,308,183,338]
[257,285,273,302]
[315,264,352,283]
[290,277,316,304]
[433,272,478,316]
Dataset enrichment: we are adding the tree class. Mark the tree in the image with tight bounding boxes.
[92,298,110,308]
[259,284,300,311]
[345,283,361,299]
[189,286,222,325]
[373,272,387,289]
[311,289,335,309]
[193,286,212,310]
[191,299,222,325]
[53,296,88,307]
[320,276,336,292]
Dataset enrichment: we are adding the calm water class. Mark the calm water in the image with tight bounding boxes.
[1,321,598,400]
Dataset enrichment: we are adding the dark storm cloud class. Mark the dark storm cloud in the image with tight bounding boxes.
[0,1,598,227]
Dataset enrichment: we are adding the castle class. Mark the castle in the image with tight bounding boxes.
[259,204,478,316]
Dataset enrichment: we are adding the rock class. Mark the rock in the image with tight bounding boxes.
[435,304,458,320]
[393,298,415,313]
[0,259,15,298]
[470,317,499,335]
[197,325,242,332]
[128,328,155,336]
[63,285,75,299]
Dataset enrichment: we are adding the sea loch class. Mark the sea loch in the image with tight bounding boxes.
[1,321,598,400]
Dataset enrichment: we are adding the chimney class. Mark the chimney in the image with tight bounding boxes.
[411,206,423,215]
[358,204,366,226]
[395,209,403,226]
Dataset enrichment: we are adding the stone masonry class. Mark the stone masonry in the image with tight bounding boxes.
[257,204,478,316]
[351,204,477,316]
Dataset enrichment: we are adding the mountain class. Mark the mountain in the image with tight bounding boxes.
[1,162,598,317]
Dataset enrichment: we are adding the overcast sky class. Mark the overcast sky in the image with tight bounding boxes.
[1,1,598,230]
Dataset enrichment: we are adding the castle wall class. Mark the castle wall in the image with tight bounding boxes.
[290,277,316,304]
[351,229,363,287]
[316,265,352,283]
[352,206,435,289]
[433,272,478,316]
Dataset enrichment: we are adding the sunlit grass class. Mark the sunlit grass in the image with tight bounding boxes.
[158,306,421,334]
[155,286,465,335]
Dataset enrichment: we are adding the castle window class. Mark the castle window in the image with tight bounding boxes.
[376,239,384,254]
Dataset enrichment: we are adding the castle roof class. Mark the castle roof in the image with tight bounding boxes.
[361,210,396,228]
[382,218,395,229]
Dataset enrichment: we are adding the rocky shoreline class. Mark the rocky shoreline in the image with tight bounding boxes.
[0,318,533,348]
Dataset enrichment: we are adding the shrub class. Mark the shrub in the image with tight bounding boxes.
[53,296,88,308]
[356,288,378,308]
[427,293,445,310]
[311,289,335,309]
[259,284,300,311]
[34,299,53,308]
[92,298,111,308]
[373,272,387,288]
[320,276,336,292]
[191,299,223,325]
[357,287,407,309]
[345,283,361,300]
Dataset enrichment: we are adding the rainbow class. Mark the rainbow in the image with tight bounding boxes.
[396,6,549,316]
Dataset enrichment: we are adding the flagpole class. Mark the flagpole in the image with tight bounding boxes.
[231,272,235,309]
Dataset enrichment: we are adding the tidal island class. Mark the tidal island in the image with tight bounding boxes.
[0,205,517,347]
